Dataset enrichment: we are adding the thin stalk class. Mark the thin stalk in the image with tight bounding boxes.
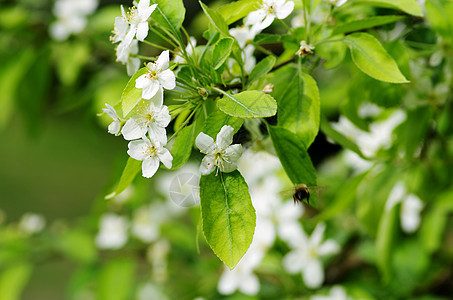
[167,104,201,142]
[141,39,174,52]
[148,26,178,48]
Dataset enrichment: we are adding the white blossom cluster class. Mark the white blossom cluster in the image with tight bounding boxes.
[229,0,295,73]
[111,0,157,75]
[49,0,98,41]
[217,150,341,295]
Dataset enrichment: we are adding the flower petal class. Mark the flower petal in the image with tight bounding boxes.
[310,223,326,247]
[282,250,305,274]
[195,133,216,155]
[239,273,260,296]
[108,121,121,135]
[156,50,170,70]
[200,155,215,175]
[121,118,146,140]
[157,147,173,169]
[136,21,149,41]
[149,86,164,107]
[148,123,167,145]
[127,140,148,161]
[260,14,275,30]
[127,57,140,76]
[216,125,234,150]
[217,270,239,295]
[276,1,294,19]
[223,144,243,163]
[142,156,160,178]
[318,239,340,256]
[135,73,149,89]
[302,259,324,289]
[102,104,119,120]
[155,105,171,127]
[245,10,265,26]
[158,69,176,90]
[142,79,160,100]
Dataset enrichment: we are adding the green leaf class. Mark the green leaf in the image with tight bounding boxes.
[0,50,33,129]
[56,230,97,263]
[217,0,260,25]
[247,55,277,87]
[351,0,423,16]
[53,41,90,86]
[121,67,147,117]
[151,0,185,31]
[320,116,367,159]
[343,33,409,83]
[216,90,277,119]
[97,259,135,300]
[267,125,317,205]
[425,0,453,45]
[420,189,453,253]
[271,65,320,147]
[200,170,256,268]
[105,157,141,199]
[203,110,244,139]
[171,124,195,169]
[0,263,32,300]
[316,38,347,69]
[212,37,234,70]
[199,1,230,37]
[376,204,399,282]
[254,33,282,44]
[332,15,406,36]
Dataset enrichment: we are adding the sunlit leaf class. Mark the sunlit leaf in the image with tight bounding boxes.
[217,90,277,119]
[200,170,256,268]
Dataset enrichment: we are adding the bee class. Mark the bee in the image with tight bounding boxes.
[293,184,310,205]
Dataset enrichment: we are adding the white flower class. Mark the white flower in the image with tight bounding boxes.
[245,0,295,30]
[121,99,170,144]
[386,182,424,233]
[135,50,176,100]
[311,285,351,300]
[102,104,123,135]
[18,213,45,235]
[218,246,264,295]
[95,213,128,249]
[111,12,129,44]
[196,125,243,175]
[49,0,98,41]
[283,223,340,288]
[117,39,141,76]
[229,25,258,48]
[297,40,315,56]
[243,44,257,73]
[328,0,348,7]
[127,136,173,178]
[123,0,157,42]
[174,37,197,64]
[330,110,406,157]
[131,205,159,242]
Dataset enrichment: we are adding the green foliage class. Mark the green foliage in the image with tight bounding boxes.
[351,0,424,16]
[171,123,195,169]
[216,90,278,119]
[121,68,147,117]
[212,37,234,70]
[97,259,136,300]
[343,33,409,83]
[217,0,260,25]
[151,0,185,32]
[332,15,406,36]
[199,171,256,268]
[267,125,317,205]
[247,55,277,88]
[271,65,320,147]
[0,263,32,300]
[202,110,243,139]
[105,157,142,199]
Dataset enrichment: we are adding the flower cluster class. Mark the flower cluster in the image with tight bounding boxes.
[104,50,176,179]
[111,0,157,75]
[49,0,98,41]
[228,0,295,73]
